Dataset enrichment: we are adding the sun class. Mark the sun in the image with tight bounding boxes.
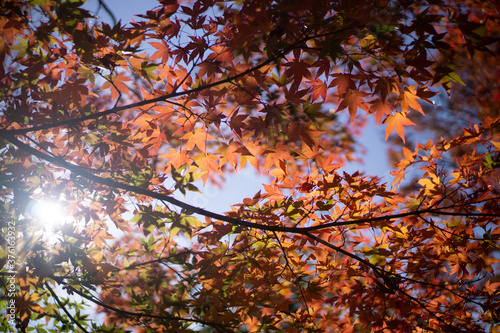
[31,199,68,227]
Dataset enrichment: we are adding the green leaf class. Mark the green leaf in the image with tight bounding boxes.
[445,71,465,86]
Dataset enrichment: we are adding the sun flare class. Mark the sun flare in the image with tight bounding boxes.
[31,199,68,227]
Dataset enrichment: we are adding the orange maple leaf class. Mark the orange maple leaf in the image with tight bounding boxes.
[384,113,416,142]
[160,148,190,169]
[100,72,132,102]
[330,74,355,96]
[337,89,369,121]
[149,41,170,63]
[15,291,44,330]
[194,153,223,184]
[401,85,425,115]
[263,142,292,171]
[181,128,215,153]
[216,140,240,169]
[369,99,391,125]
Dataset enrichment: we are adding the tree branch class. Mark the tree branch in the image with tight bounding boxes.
[45,282,90,333]
[111,251,193,273]
[2,131,498,237]
[97,0,117,26]
[64,283,234,330]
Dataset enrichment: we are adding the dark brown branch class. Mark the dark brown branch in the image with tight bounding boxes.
[304,205,500,231]
[64,283,234,329]
[97,0,117,25]
[111,251,193,273]
[45,282,90,333]
[304,232,381,273]
[2,131,498,237]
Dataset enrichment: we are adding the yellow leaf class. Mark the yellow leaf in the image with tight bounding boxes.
[448,172,462,185]
[418,173,441,195]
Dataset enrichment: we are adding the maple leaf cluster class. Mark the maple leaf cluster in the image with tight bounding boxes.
[0,0,499,332]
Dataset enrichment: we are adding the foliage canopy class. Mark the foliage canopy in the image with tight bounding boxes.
[0,0,499,332]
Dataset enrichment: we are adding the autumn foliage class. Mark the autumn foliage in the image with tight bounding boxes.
[0,0,499,332]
